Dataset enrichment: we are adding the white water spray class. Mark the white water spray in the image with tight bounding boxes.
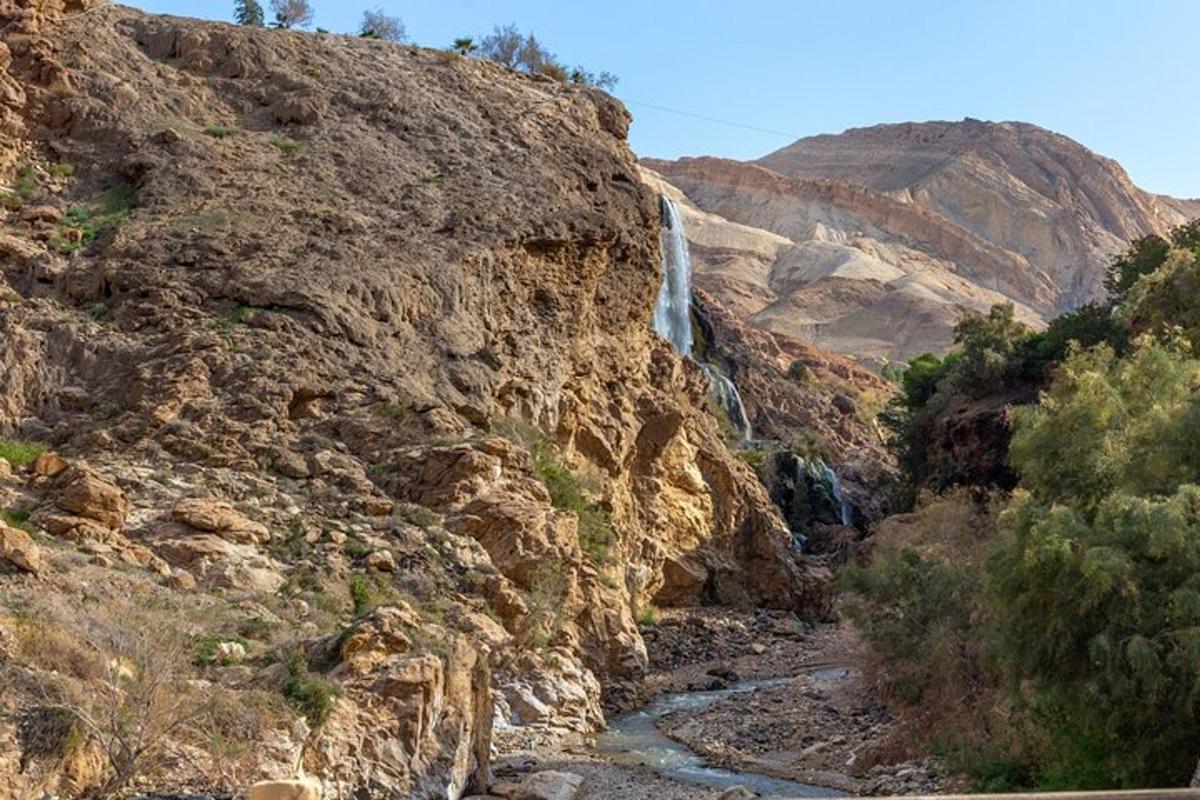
[652,196,753,440]
[702,364,753,442]
[793,454,854,528]
[652,197,694,358]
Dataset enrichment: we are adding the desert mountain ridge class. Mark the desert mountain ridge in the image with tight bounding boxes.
[644,117,1200,362]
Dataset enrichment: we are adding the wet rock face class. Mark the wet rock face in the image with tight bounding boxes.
[0,3,818,796]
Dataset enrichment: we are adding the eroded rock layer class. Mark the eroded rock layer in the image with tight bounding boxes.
[645,120,1200,362]
[0,4,822,797]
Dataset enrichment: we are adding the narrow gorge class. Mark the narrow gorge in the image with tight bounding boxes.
[3,2,1197,799]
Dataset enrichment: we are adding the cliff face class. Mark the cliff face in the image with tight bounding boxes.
[0,4,819,797]
[645,120,1199,362]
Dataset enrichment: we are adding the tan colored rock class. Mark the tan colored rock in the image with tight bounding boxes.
[364,549,395,572]
[247,778,320,800]
[509,771,584,800]
[48,465,129,530]
[172,498,270,545]
[645,116,1200,362]
[32,451,69,477]
[0,522,42,574]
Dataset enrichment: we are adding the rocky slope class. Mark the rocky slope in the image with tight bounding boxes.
[645,120,1200,362]
[0,3,827,798]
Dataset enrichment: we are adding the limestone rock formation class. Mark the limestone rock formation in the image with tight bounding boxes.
[645,120,1200,362]
[0,3,824,797]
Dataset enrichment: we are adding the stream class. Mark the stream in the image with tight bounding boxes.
[593,668,852,798]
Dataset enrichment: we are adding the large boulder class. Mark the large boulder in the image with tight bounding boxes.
[171,498,270,545]
[0,523,41,574]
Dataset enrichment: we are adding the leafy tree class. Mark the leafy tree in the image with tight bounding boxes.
[270,0,313,29]
[991,486,1200,787]
[451,37,477,55]
[1124,248,1200,349]
[951,302,1030,395]
[476,23,617,88]
[359,8,405,42]
[1010,341,1200,511]
[234,0,265,26]
[1105,220,1200,303]
[568,67,619,90]
[1022,302,1129,367]
[478,23,522,68]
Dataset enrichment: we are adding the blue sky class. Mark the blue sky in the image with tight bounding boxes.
[129,1,1199,198]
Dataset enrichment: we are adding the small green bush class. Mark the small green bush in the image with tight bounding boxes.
[51,184,135,253]
[270,135,303,156]
[348,575,375,616]
[532,441,615,564]
[46,163,75,178]
[637,605,658,627]
[87,303,109,321]
[281,653,340,726]
[787,359,811,383]
[192,634,251,666]
[2,508,34,534]
[268,520,309,562]
[202,125,236,139]
[0,440,46,468]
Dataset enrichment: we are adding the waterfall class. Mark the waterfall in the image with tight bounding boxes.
[792,454,854,528]
[819,462,854,527]
[652,196,694,358]
[702,364,753,442]
[651,195,753,441]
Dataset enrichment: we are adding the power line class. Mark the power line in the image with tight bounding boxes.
[622,99,800,139]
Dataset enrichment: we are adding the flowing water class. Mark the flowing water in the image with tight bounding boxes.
[652,196,695,358]
[703,364,753,442]
[791,454,855,529]
[594,673,849,798]
[652,195,755,440]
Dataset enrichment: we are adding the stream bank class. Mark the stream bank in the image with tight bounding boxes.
[491,609,966,798]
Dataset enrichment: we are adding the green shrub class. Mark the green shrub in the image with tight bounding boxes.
[2,508,35,534]
[280,653,340,726]
[192,634,251,666]
[270,135,303,156]
[51,184,134,253]
[787,359,811,383]
[268,520,309,562]
[0,439,46,467]
[46,163,75,178]
[637,605,658,627]
[202,125,236,139]
[348,575,375,616]
[532,440,615,564]
[87,303,109,321]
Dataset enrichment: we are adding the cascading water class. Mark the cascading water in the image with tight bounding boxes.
[792,454,855,530]
[820,462,854,527]
[651,195,753,440]
[702,364,753,442]
[652,196,694,358]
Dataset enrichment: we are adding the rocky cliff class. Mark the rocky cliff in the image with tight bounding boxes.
[0,4,822,797]
[645,120,1200,362]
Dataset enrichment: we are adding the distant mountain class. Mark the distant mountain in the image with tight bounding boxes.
[644,119,1200,362]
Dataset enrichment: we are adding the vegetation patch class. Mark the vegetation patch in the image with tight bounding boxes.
[192,633,251,666]
[0,439,47,467]
[50,183,135,254]
[270,135,303,157]
[532,440,616,565]
[280,652,341,726]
